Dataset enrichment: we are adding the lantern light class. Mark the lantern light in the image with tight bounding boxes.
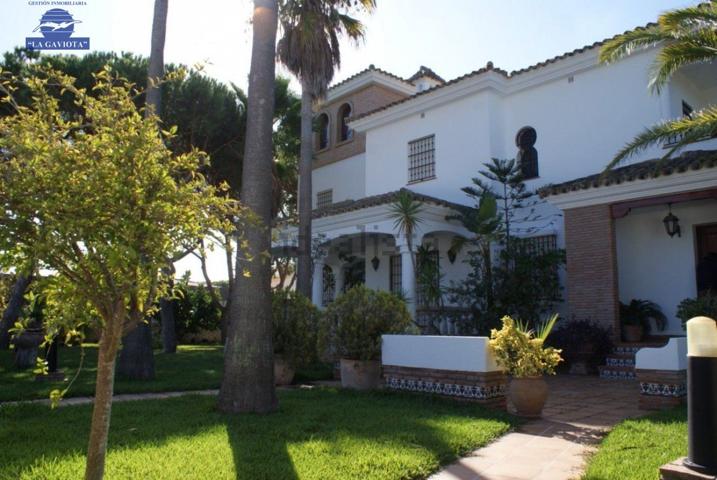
[663,203,681,238]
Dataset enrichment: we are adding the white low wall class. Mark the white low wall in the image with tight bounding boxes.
[381,335,500,372]
[635,337,687,371]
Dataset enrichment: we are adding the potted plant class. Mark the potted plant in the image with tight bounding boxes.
[490,315,562,418]
[620,299,667,342]
[321,285,412,390]
[272,290,320,386]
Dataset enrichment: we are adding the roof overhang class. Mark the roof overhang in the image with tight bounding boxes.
[544,166,717,211]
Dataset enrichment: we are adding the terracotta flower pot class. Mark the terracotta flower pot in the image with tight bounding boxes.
[274,355,296,386]
[509,376,549,418]
[622,324,643,343]
[340,358,381,390]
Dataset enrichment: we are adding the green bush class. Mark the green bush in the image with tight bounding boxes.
[677,293,717,328]
[322,285,412,361]
[272,290,320,367]
[173,284,221,337]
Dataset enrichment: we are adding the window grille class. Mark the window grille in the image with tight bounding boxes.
[408,135,435,183]
[389,255,402,294]
[316,189,333,209]
[514,234,557,255]
[322,265,335,306]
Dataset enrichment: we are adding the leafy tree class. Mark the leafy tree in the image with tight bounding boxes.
[0,68,235,479]
[277,0,376,298]
[599,1,717,167]
[218,0,280,414]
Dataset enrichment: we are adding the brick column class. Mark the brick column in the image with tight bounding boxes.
[564,204,620,339]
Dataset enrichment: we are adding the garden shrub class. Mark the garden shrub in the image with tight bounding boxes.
[547,319,613,372]
[677,293,717,328]
[272,290,320,367]
[172,284,221,340]
[489,315,562,377]
[321,285,412,361]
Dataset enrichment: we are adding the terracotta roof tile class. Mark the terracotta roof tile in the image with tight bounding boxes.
[407,66,446,84]
[327,64,414,94]
[538,150,717,198]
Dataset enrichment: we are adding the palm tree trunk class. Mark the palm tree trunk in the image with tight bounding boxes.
[217,0,278,414]
[84,315,122,480]
[296,81,314,298]
[0,272,33,350]
[145,0,169,118]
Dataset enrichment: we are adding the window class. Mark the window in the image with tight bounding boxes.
[317,189,333,209]
[389,255,402,294]
[514,234,557,255]
[408,135,435,183]
[516,126,538,180]
[338,103,353,142]
[316,113,329,150]
[322,265,335,306]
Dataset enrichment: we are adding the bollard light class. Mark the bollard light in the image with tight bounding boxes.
[684,316,717,475]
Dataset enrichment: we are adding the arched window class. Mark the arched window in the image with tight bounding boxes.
[316,113,329,150]
[337,103,353,142]
[516,126,538,180]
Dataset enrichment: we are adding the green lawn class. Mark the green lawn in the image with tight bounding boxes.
[0,345,333,402]
[0,388,515,480]
[583,407,687,480]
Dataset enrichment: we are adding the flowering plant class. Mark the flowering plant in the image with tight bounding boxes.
[489,315,563,377]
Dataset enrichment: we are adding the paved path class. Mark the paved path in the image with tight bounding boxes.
[430,375,645,480]
[0,389,220,408]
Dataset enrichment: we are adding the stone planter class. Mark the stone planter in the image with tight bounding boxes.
[274,355,296,386]
[622,324,643,343]
[340,358,381,390]
[509,376,549,418]
[12,328,44,370]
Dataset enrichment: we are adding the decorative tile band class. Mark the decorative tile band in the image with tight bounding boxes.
[639,382,686,398]
[385,376,506,400]
[606,357,635,367]
[599,369,636,380]
[615,346,641,355]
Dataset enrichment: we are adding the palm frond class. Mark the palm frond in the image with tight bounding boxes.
[659,3,717,31]
[535,313,559,341]
[599,26,669,65]
[650,30,717,91]
[605,105,717,170]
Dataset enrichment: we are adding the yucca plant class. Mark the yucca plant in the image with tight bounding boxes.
[599,1,717,168]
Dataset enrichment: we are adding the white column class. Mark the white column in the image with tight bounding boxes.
[311,259,324,307]
[399,242,416,318]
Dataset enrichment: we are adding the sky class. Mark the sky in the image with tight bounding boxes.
[0,0,699,281]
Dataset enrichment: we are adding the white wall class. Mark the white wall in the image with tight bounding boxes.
[616,199,717,335]
[382,335,500,372]
[311,153,366,208]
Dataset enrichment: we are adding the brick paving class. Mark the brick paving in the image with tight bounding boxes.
[430,375,644,480]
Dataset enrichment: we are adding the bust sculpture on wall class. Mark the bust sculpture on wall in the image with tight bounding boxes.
[516,126,539,179]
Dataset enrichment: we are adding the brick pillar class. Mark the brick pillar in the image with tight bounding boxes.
[564,204,620,339]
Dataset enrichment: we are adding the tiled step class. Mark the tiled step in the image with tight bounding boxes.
[598,365,636,380]
[604,354,635,368]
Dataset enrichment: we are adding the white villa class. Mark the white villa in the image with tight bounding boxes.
[274,22,717,341]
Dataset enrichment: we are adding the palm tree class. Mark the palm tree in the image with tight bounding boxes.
[116,0,170,379]
[599,1,717,169]
[277,0,376,298]
[218,0,279,414]
[387,190,424,271]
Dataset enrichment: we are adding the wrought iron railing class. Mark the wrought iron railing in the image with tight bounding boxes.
[415,306,473,335]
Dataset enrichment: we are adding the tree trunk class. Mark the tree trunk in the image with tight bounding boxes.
[296,82,314,298]
[84,320,122,480]
[0,272,33,350]
[145,0,169,118]
[116,322,155,380]
[218,0,278,414]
